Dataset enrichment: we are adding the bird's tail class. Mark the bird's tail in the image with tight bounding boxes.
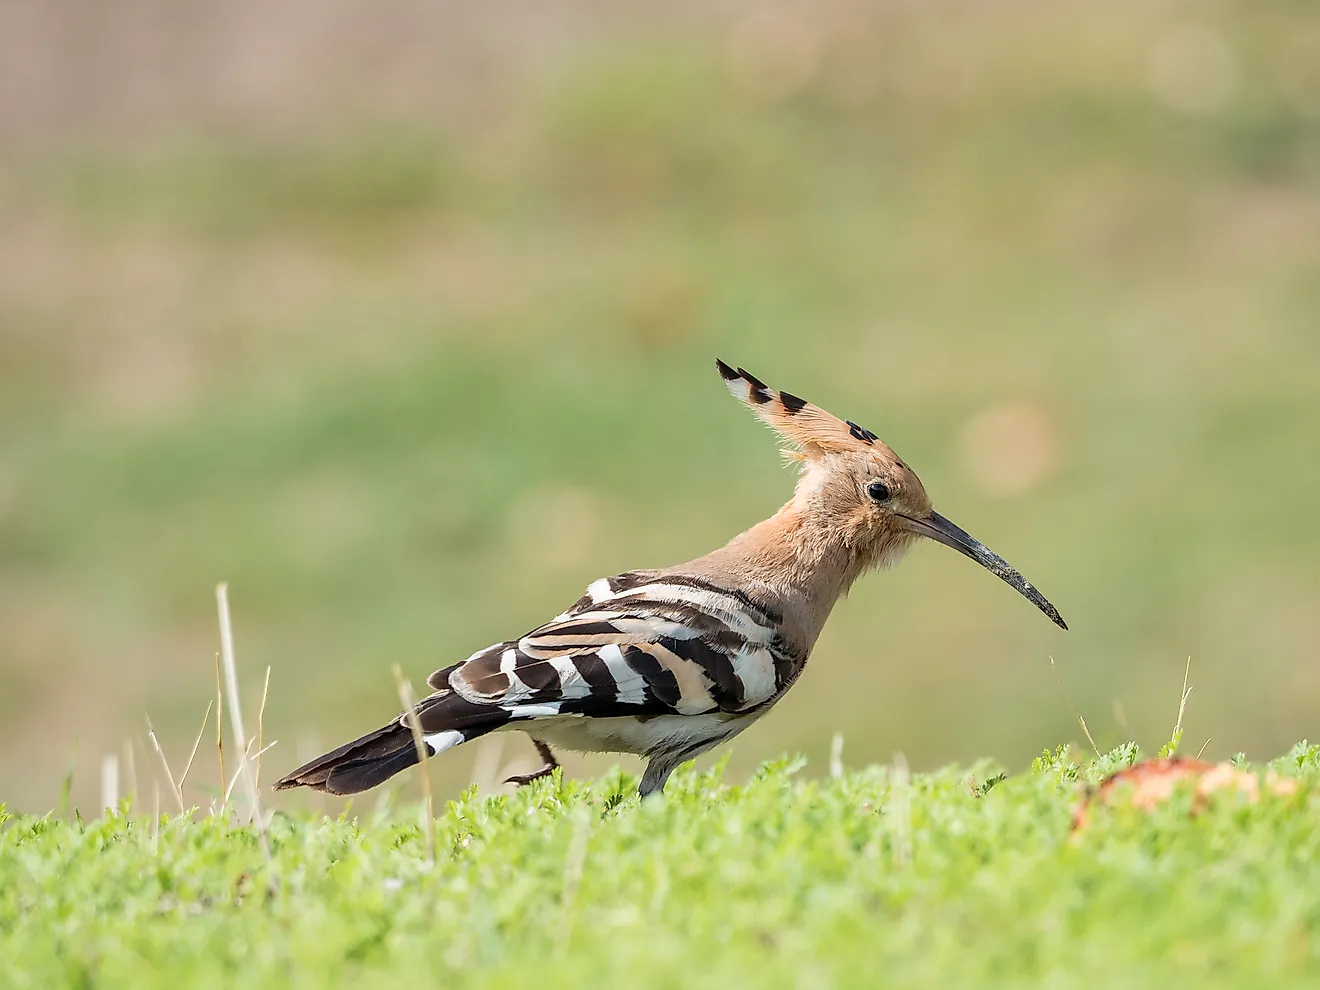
[273,686,501,795]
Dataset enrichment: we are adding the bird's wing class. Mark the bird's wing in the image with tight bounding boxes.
[432,571,801,719]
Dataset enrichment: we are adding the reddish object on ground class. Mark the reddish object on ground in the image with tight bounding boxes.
[1071,756,1299,833]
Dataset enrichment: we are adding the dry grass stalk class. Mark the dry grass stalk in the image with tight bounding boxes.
[1173,656,1193,743]
[101,754,119,815]
[1049,655,1101,757]
[223,740,277,806]
[216,583,274,874]
[178,700,214,797]
[256,666,271,792]
[1112,698,1131,737]
[891,752,912,869]
[392,663,436,867]
[829,732,844,779]
[214,652,226,812]
[123,739,138,814]
[146,716,187,814]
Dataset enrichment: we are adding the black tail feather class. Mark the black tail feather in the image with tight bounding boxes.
[274,688,514,796]
[323,744,422,795]
[274,720,420,795]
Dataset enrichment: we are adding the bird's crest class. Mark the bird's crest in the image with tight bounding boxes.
[715,359,889,463]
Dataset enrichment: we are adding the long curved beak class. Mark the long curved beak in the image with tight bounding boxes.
[901,511,1067,630]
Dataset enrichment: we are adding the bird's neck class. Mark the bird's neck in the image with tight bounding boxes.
[723,506,858,593]
[686,501,890,651]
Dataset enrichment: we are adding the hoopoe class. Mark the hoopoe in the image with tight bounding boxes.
[275,360,1066,799]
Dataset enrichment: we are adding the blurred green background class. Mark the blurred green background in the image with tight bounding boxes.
[2,0,1318,814]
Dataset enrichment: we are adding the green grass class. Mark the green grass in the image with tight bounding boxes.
[5,745,1320,989]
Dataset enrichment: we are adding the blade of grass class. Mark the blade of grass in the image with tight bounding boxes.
[216,583,274,882]
[214,652,225,813]
[101,754,119,815]
[1050,655,1101,757]
[58,740,77,820]
[145,716,187,815]
[178,700,214,796]
[1160,657,1194,757]
[255,666,271,793]
[1174,656,1193,740]
[1112,698,1131,737]
[223,739,277,805]
[392,664,436,867]
[123,739,138,815]
[891,753,912,869]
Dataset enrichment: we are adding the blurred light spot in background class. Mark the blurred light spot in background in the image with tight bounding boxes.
[958,399,1061,498]
[727,4,824,105]
[1146,23,1239,116]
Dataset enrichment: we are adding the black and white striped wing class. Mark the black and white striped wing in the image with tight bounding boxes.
[432,571,801,722]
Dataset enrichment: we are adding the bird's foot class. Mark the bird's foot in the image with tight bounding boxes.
[504,765,557,786]
[504,740,560,787]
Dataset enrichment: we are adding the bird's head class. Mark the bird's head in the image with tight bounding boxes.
[717,359,1067,630]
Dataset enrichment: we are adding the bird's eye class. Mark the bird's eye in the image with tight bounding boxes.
[866,480,891,503]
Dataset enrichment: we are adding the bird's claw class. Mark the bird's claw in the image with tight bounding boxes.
[504,740,560,787]
[504,764,558,787]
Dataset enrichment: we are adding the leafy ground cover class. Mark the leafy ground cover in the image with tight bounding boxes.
[5,744,1319,989]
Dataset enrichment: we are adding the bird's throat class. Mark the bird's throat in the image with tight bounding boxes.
[692,502,903,648]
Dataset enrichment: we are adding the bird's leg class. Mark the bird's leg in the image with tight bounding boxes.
[505,739,560,786]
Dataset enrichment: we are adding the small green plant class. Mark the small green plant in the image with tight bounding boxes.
[1157,728,1184,759]
[973,771,1008,797]
[5,748,1315,989]
[1030,743,1081,785]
